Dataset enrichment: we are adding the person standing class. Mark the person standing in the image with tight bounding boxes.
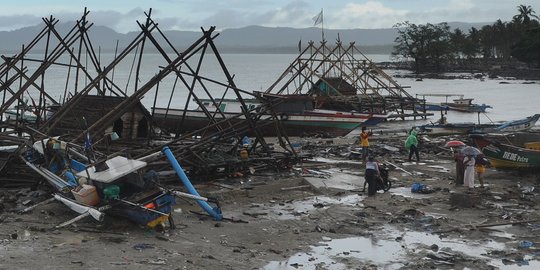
[454,150,465,186]
[475,155,487,187]
[364,156,380,196]
[463,154,476,189]
[405,129,420,162]
[360,126,372,162]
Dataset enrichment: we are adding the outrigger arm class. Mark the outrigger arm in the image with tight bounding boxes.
[53,194,109,228]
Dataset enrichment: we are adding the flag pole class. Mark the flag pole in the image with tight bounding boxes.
[321,8,324,41]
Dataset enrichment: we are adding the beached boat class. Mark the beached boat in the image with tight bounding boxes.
[21,137,222,228]
[152,95,388,137]
[416,114,540,136]
[471,134,540,170]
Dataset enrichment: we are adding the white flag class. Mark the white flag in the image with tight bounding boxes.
[312,10,323,26]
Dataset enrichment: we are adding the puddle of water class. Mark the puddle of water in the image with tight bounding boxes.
[390,187,434,199]
[266,195,364,220]
[264,225,512,270]
[426,165,451,173]
[304,168,363,191]
[308,157,362,165]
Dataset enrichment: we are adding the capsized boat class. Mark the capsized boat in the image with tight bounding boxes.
[21,136,222,228]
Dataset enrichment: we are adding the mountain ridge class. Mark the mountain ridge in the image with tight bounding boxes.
[0,22,489,54]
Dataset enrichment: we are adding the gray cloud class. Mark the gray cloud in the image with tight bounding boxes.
[0,14,42,30]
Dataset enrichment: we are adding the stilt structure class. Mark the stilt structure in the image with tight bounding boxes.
[265,41,430,120]
[0,8,298,185]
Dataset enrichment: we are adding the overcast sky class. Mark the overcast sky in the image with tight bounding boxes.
[1,0,538,32]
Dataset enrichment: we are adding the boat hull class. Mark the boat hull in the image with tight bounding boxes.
[472,135,540,170]
[151,108,380,137]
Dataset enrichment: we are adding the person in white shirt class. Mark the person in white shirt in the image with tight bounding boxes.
[364,156,380,196]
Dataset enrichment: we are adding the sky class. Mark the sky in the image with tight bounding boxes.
[0,0,538,33]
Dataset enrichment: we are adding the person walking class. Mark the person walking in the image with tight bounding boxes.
[360,126,372,162]
[364,156,380,196]
[405,129,420,162]
[463,154,476,189]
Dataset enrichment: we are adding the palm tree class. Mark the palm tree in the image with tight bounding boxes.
[513,5,539,25]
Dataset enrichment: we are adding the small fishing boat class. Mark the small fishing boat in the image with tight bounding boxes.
[416,114,540,136]
[21,136,222,228]
[443,98,492,113]
[416,94,492,113]
[471,134,540,170]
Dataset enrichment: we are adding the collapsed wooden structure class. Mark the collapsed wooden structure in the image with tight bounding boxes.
[265,40,431,120]
[0,9,299,187]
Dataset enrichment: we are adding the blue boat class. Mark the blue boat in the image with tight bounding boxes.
[20,137,222,228]
[416,114,540,136]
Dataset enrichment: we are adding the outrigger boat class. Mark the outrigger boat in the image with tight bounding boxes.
[416,114,540,136]
[20,136,222,228]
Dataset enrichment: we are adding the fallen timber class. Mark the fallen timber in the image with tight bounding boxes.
[0,8,300,196]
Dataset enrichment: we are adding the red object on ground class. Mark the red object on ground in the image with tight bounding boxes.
[444,140,466,147]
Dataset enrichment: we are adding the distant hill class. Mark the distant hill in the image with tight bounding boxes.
[0,22,489,54]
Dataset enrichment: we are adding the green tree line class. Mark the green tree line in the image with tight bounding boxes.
[393,5,540,73]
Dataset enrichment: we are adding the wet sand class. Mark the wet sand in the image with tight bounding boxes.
[1,133,539,269]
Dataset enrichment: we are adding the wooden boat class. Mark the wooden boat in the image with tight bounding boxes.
[152,95,388,137]
[416,114,539,136]
[416,94,492,113]
[471,134,540,170]
[443,98,492,113]
[21,137,222,228]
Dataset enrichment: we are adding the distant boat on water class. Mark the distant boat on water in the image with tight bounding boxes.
[443,98,492,113]
[416,94,492,113]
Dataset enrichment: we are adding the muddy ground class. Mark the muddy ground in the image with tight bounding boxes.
[1,133,539,270]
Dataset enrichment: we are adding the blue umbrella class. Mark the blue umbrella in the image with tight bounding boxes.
[460,146,482,156]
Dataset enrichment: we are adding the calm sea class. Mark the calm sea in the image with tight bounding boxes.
[14,53,539,129]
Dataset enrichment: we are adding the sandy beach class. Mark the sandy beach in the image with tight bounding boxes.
[1,132,539,270]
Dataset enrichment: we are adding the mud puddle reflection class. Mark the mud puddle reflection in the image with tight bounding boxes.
[263,225,538,269]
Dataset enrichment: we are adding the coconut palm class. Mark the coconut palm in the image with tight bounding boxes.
[513,5,539,25]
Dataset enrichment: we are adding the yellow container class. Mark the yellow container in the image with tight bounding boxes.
[71,184,100,206]
[524,142,540,150]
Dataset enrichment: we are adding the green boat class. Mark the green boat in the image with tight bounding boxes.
[471,134,540,170]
